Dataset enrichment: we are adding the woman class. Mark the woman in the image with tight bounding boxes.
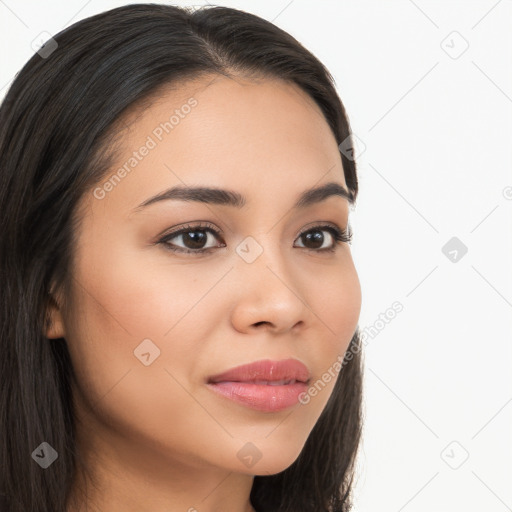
[0,4,364,511]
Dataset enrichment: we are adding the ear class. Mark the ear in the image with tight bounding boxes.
[44,286,66,339]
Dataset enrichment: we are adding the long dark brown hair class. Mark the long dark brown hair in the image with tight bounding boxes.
[0,4,364,511]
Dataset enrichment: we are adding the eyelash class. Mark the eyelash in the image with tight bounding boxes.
[157,221,352,255]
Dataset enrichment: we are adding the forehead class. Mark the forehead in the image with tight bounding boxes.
[84,74,348,218]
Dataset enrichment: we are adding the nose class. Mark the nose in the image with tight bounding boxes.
[229,241,309,335]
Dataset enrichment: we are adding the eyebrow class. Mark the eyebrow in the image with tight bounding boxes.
[132,181,354,213]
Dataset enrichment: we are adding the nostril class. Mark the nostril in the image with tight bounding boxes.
[253,321,270,327]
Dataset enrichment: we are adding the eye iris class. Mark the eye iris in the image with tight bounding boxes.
[183,230,208,249]
[303,230,324,249]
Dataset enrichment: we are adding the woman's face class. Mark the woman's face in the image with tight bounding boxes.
[48,75,361,478]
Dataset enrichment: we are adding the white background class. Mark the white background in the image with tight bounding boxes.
[1,1,511,511]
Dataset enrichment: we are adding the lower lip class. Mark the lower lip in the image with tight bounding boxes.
[206,381,309,412]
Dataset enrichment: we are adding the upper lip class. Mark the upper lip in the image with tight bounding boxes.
[207,358,311,384]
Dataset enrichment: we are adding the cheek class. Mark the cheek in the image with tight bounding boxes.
[65,241,224,408]
[71,236,216,341]
[306,256,361,358]
[64,259,223,463]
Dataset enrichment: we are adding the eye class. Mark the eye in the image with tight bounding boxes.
[294,224,352,252]
[158,222,224,254]
[157,222,352,255]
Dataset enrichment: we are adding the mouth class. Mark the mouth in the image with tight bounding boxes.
[206,358,311,412]
[207,358,311,384]
[231,379,303,385]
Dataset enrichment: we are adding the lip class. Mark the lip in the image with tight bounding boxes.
[206,358,311,412]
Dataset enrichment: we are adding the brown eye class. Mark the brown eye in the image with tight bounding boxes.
[159,224,224,254]
[297,229,329,250]
[294,225,351,252]
[158,222,351,255]
[173,230,209,250]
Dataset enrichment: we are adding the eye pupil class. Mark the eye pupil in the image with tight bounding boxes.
[303,230,324,249]
[183,230,207,249]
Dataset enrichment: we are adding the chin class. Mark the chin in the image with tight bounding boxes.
[228,438,306,476]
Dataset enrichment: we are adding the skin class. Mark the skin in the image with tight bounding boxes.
[46,74,362,512]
